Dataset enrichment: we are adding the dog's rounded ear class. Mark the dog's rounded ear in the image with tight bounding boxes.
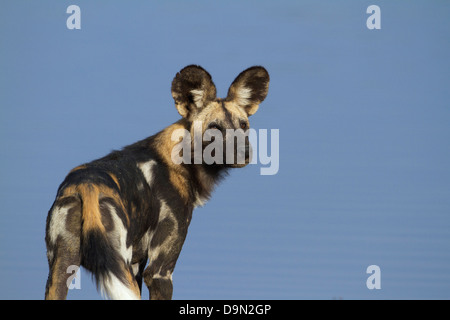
[226,66,269,116]
[171,65,217,119]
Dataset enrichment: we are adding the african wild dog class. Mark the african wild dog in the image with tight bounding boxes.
[45,65,270,300]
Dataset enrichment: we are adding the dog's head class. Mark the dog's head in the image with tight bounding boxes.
[171,65,269,167]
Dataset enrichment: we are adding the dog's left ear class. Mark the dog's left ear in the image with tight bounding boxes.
[171,65,217,119]
[226,66,270,116]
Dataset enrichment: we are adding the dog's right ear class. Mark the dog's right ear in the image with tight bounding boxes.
[226,66,269,116]
[171,65,217,119]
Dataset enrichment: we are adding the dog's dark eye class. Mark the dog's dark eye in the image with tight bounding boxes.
[208,123,221,131]
[240,121,248,130]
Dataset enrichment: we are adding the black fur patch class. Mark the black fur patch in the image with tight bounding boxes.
[80,228,128,289]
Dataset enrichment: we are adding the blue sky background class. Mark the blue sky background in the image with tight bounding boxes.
[1,0,449,299]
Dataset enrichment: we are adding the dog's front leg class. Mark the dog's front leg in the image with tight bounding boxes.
[143,270,173,300]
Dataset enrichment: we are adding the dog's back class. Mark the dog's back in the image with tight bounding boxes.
[45,140,155,299]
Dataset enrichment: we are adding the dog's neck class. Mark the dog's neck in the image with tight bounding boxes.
[150,118,228,206]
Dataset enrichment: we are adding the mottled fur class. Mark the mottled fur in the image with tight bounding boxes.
[45,65,269,300]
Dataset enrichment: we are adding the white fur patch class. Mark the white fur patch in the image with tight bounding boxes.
[193,191,207,208]
[235,87,252,106]
[190,89,204,108]
[152,272,172,281]
[105,202,132,264]
[131,263,140,277]
[97,203,137,300]
[158,199,172,222]
[48,206,69,245]
[98,273,140,300]
[138,160,157,187]
[48,205,79,249]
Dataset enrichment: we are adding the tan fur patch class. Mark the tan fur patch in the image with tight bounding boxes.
[194,102,221,128]
[107,172,120,190]
[225,101,248,120]
[125,268,141,297]
[60,183,129,231]
[196,101,248,130]
[152,120,191,203]
[69,165,87,174]
[46,256,61,300]
[77,184,105,232]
